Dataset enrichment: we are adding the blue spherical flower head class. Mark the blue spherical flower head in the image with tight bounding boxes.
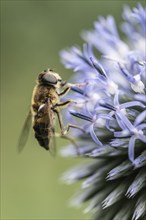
[60,4,146,220]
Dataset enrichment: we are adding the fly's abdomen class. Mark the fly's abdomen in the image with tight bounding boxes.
[33,123,49,150]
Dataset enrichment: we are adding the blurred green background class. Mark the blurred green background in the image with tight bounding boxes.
[1,1,145,219]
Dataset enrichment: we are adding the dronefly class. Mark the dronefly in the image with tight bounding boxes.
[18,69,85,153]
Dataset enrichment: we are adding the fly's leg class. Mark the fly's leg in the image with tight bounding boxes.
[58,87,70,96]
[53,109,85,155]
[55,132,80,155]
[67,82,88,87]
[53,101,86,135]
[58,82,88,97]
[53,108,85,135]
[53,109,64,132]
[63,124,85,135]
[55,132,78,146]
[54,100,77,107]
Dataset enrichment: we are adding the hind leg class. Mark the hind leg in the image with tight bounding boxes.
[54,109,85,135]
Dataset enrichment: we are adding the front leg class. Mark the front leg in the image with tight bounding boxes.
[58,82,88,96]
[58,87,70,96]
[54,100,77,108]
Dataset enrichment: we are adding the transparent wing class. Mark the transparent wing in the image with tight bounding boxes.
[48,128,56,157]
[17,110,32,153]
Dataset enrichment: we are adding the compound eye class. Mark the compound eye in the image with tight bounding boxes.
[42,73,57,84]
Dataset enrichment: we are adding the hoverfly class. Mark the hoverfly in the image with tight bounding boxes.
[18,69,84,153]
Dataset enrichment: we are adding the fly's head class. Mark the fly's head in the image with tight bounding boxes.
[37,69,66,88]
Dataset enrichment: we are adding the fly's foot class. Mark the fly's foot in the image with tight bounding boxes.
[66,82,89,88]
[62,124,86,135]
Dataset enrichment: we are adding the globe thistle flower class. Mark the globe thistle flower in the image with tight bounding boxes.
[60,4,146,220]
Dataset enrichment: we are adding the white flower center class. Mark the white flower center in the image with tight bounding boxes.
[131,80,145,93]
[107,80,118,95]
[132,128,143,137]
[95,118,105,128]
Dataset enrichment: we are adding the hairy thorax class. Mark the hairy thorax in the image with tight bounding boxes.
[31,84,59,114]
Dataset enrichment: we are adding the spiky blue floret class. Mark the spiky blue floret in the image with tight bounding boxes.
[60,4,146,220]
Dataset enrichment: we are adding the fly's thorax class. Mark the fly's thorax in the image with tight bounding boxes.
[48,88,60,106]
[31,84,52,113]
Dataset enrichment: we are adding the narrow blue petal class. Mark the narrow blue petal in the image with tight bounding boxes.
[119,64,136,83]
[138,134,146,143]
[99,100,116,111]
[71,86,85,95]
[117,112,134,131]
[105,112,115,132]
[133,3,146,31]
[136,123,146,131]
[89,124,103,146]
[128,136,136,162]
[69,110,92,122]
[98,113,114,120]
[115,114,127,130]
[114,130,131,138]
[113,90,120,106]
[134,110,146,126]
[90,57,108,78]
[120,101,145,109]
[110,138,128,147]
[134,94,146,103]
